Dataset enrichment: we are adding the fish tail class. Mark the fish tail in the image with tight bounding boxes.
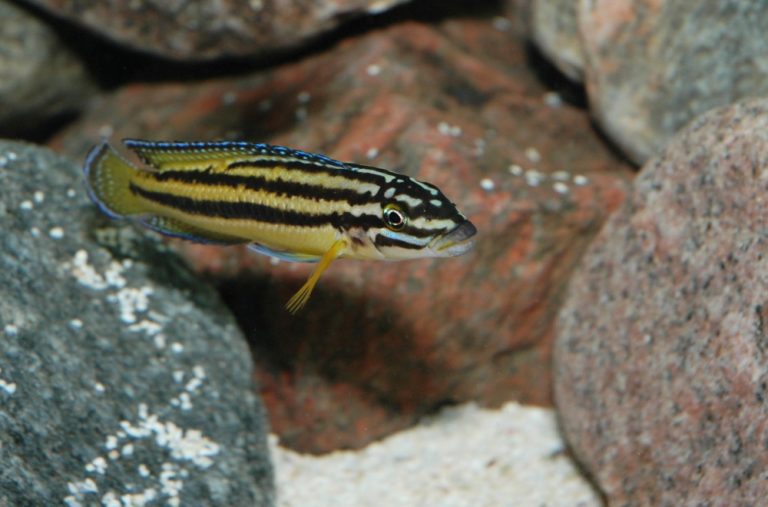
[84,142,145,218]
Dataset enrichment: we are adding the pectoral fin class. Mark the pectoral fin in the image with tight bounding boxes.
[285,239,347,314]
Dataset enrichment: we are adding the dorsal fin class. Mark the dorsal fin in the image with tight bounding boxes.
[122,139,346,171]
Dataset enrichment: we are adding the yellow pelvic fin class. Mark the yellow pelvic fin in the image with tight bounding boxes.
[285,239,347,314]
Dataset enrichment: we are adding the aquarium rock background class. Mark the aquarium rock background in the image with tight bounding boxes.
[1,0,767,505]
[0,142,273,505]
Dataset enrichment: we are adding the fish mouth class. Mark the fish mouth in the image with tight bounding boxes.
[431,220,477,257]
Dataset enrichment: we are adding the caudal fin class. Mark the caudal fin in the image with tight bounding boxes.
[84,142,145,218]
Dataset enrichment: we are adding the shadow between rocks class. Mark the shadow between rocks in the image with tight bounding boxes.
[218,271,457,453]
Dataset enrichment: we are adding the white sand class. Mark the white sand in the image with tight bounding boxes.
[270,402,601,507]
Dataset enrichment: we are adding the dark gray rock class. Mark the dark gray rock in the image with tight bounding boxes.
[555,99,768,504]
[0,140,273,506]
[24,0,412,61]
[0,1,95,137]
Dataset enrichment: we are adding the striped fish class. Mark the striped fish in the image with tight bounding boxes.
[84,139,477,313]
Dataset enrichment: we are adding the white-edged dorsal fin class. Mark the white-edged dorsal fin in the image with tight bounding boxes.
[123,139,346,171]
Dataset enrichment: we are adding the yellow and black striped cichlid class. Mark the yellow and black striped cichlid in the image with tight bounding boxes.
[84,139,477,313]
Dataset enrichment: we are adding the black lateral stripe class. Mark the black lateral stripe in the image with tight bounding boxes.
[150,170,380,205]
[374,234,426,250]
[401,225,444,238]
[130,183,384,229]
[227,158,396,186]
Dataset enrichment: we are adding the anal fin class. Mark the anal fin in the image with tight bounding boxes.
[247,243,320,263]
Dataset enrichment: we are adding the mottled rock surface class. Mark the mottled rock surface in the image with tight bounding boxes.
[0,0,95,137]
[582,0,768,165]
[26,0,412,60]
[530,0,768,165]
[0,141,273,506]
[52,14,633,452]
[555,99,768,504]
[530,0,583,82]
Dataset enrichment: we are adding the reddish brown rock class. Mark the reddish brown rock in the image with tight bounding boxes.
[54,15,632,452]
[25,0,412,61]
[555,99,768,505]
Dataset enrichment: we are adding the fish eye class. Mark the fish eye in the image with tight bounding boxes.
[383,204,407,231]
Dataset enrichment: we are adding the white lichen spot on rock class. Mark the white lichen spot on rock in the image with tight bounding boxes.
[544,91,564,108]
[85,456,107,475]
[366,64,382,76]
[153,333,167,349]
[97,124,114,138]
[178,392,193,410]
[71,250,110,290]
[66,478,99,497]
[525,170,544,187]
[105,435,119,450]
[480,178,495,192]
[574,175,589,186]
[525,147,541,163]
[437,121,462,137]
[108,286,153,324]
[128,319,162,336]
[0,367,16,395]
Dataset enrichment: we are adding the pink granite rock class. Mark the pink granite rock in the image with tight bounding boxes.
[55,13,633,452]
[25,0,412,60]
[555,98,768,505]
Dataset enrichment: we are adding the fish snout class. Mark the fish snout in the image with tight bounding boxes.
[431,220,477,257]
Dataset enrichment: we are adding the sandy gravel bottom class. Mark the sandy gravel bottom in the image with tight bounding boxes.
[271,402,601,507]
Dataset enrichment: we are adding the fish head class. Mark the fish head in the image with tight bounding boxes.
[365,176,477,260]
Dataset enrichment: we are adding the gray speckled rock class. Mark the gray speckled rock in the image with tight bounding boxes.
[530,0,583,82]
[580,0,768,164]
[0,1,95,137]
[555,99,768,504]
[25,0,412,61]
[0,141,273,506]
